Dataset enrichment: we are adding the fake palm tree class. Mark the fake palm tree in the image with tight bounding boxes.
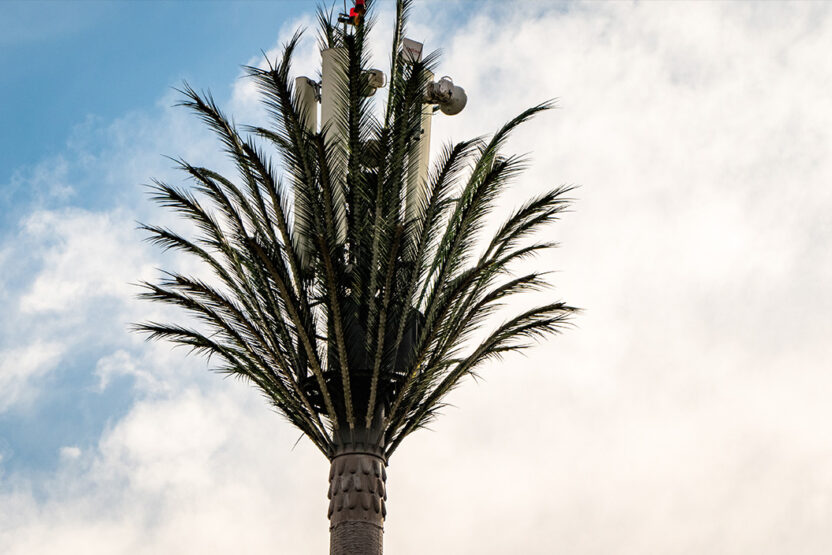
[137,1,575,553]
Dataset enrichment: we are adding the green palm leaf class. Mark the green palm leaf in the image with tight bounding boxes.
[137,1,575,461]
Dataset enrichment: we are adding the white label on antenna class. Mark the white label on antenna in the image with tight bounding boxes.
[401,37,423,64]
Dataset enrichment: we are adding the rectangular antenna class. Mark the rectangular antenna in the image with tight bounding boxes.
[405,70,433,229]
[319,48,348,245]
[401,38,423,64]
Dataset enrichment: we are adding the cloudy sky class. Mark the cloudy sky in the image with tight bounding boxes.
[2,1,831,553]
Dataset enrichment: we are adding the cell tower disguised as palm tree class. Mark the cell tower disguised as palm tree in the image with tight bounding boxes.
[137,1,575,553]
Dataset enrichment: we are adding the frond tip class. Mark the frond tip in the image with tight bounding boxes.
[137,0,576,461]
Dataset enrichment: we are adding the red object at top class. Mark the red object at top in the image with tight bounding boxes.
[342,0,366,26]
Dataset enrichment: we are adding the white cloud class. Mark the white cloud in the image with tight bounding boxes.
[19,208,155,314]
[94,350,166,395]
[0,197,211,412]
[0,384,329,555]
[383,2,832,553]
[0,341,64,412]
[2,2,832,554]
[2,156,75,205]
[59,446,81,461]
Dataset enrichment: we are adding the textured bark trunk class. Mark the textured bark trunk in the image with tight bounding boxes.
[328,452,387,555]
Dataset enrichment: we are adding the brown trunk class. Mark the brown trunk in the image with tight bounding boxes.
[328,452,387,555]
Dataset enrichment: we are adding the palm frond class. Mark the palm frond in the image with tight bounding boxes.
[138,1,575,460]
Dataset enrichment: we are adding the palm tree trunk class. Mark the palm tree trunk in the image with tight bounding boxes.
[328,452,387,555]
